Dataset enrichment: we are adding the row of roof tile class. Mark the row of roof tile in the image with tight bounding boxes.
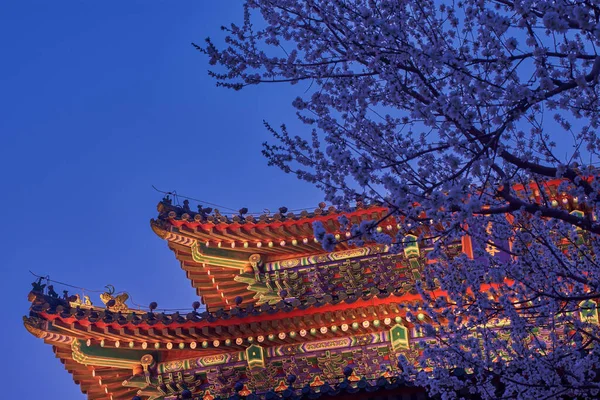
[158,198,386,225]
[29,284,422,327]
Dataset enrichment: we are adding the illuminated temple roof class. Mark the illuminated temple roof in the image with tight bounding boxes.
[23,198,474,400]
[25,180,591,399]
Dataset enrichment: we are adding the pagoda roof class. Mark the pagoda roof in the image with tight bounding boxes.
[25,182,586,400]
[24,198,488,400]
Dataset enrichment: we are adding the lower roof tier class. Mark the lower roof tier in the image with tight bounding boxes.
[25,289,454,400]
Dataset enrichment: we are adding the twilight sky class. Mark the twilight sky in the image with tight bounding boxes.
[0,2,323,398]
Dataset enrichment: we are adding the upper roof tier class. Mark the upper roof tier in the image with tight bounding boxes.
[152,179,588,311]
[152,199,440,311]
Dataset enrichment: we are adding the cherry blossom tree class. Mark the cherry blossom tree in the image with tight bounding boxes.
[199,1,600,398]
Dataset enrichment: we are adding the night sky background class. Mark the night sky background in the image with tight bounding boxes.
[1,2,323,398]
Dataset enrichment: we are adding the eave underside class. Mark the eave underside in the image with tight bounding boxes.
[169,241,255,310]
[51,341,138,400]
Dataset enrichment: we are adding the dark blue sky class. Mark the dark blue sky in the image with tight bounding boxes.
[1,2,322,398]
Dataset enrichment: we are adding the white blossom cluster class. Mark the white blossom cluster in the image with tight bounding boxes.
[201,1,600,398]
